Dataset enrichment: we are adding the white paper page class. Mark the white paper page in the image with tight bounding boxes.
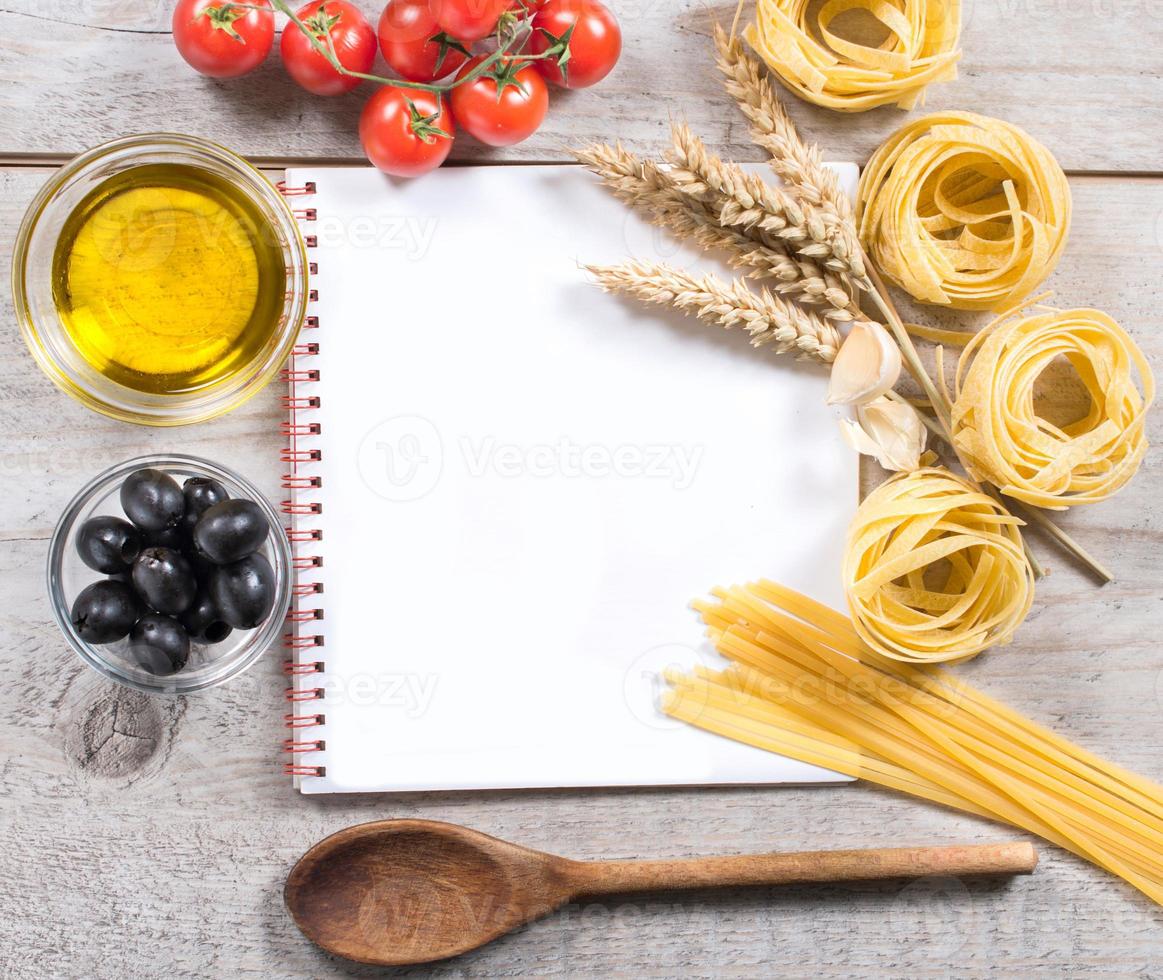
[286,163,859,793]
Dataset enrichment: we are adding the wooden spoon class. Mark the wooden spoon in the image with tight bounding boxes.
[285,819,1038,966]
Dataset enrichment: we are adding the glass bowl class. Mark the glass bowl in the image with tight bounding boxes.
[13,133,308,426]
[48,455,292,695]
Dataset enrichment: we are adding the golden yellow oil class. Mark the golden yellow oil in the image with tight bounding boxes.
[52,163,288,395]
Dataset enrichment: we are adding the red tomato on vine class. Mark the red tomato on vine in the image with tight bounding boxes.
[360,85,455,177]
[172,0,275,78]
[281,1,377,96]
[378,0,470,82]
[448,56,549,147]
[530,0,621,89]
[428,0,511,43]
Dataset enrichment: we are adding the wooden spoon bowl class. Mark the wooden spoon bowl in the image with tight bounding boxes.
[285,819,1038,966]
[286,820,563,965]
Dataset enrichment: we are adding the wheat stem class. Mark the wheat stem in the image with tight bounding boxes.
[713,23,852,224]
[585,260,845,363]
[575,143,856,318]
[666,122,866,290]
[867,264,1111,583]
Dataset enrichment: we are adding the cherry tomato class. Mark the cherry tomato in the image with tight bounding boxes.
[361,86,455,177]
[428,0,511,43]
[449,56,548,146]
[281,1,377,96]
[172,0,274,78]
[530,0,620,89]
[378,0,470,82]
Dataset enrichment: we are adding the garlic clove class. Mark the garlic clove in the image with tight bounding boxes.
[827,321,902,406]
[839,396,927,473]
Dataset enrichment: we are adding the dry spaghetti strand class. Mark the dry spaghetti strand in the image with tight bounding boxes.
[662,582,1163,905]
[952,306,1155,510]
[857,112,1071,311]
[842,468,1035,664]
[746,0,961,112]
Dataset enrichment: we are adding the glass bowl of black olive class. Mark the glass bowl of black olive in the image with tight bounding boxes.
[48,455,292,694]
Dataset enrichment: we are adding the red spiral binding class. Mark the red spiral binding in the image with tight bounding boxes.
[286,528,322,544]
[285,712,324,728]
[277,179,316,196]
[279,181,326,779]
[283,658,325,675]
[281,448,322,463]
[282,422,321,437]
[284,739,326,753]
[285,765,326,776]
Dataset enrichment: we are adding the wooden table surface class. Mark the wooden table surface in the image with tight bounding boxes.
[1,2,1161,976]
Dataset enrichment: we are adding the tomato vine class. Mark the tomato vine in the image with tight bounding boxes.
[229,0,569,94]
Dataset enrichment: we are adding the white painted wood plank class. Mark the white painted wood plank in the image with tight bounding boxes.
[2,165,1162,976]
[0,0,1160,172]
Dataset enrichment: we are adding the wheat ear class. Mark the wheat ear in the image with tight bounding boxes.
[713,23,852,224]
[574,143,854,317]
[585,260,844,362]
[666,122,866,287]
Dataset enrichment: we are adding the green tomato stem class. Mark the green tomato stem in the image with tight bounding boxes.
[227,0,555,95]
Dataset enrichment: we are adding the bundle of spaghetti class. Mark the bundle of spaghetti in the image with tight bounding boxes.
[951,305,1155,510]
[843,468,1035,664]
[745,0,961,112]
[857,112,1071,311]
[661,580,1163,904]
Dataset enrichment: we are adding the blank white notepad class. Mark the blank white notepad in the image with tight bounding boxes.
[282,163,859,793]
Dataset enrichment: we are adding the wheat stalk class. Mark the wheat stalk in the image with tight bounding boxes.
[666,122,866,287]
[713,23,851,224]
[711,26,1111,581]
[585,260,845,362]
[574,143,855,317]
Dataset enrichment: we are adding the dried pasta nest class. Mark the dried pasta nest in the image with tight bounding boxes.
[843,468,1034,664]
[746,0,961,112]
[952,307,1154,510]
[857,112,1071,311]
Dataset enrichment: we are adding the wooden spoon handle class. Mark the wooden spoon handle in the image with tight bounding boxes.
[565,842,1038,896]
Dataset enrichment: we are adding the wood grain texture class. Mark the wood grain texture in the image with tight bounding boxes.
[2,0,1163,959]
[284,820,1038,966]
[0,0,1160,171]
[2,161,1162,977]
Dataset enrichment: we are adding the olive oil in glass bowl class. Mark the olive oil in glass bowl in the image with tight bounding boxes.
[14,134,309,425]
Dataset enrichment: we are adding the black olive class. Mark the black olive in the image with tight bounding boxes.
[71,580,140,644]
[129,614,190,675]
[187,551,218,586]
[180,590,234,644]
[193,499,271,564]
[131,546,197,615]
[181,476,229,534]
[210,553,276,629]
[145,524,187,550]
[75,516,142,574]
[120,468,185,532]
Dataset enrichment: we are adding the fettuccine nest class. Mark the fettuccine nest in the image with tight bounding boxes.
[747,0,961,112]
[952,307,1155,509]
[843,468,1035,663]
[857,112,1071,311]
